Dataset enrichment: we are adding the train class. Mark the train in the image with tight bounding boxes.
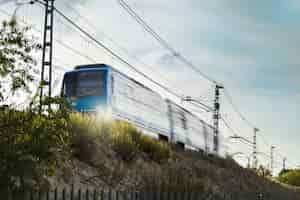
[62,64,228,156]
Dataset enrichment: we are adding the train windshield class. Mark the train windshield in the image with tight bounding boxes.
[63,70,106,97]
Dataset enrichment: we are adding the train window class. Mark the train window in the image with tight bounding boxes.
[125,85,134,97]
[63,71,106,97]
[63,73,76,97]
[77,71,105,97]
[111,76,114,94]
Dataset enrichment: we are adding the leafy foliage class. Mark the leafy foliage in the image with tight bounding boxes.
[256,165,272,177]
[0,17,41,102]
[278,169,300,187]
[0,107,74,194]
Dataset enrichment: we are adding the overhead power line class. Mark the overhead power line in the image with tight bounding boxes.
[116,1,295,170]
[117,0,217,84]
[220,115,240,137]
[33,1,185,101]
[0,7,97,64]
[223,88,257,129]
[58,0,185,97]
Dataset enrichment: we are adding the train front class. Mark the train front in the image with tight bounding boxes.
[62,64,109,113]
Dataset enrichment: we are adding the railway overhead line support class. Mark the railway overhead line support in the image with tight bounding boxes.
[38,0,55,111]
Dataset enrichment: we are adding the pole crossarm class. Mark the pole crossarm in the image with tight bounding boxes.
[229,135,254,145]
[181,96,213,112]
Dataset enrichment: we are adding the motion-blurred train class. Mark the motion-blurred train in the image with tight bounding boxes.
[62,64,228,156]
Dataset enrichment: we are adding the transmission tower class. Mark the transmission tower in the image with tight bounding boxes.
[253,128,259,169]
[283,157,286,171]
[39,0,55,111]
[271,146,275,175]
[213,84,224,154]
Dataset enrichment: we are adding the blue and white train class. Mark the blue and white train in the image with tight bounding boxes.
[62,64,228,156]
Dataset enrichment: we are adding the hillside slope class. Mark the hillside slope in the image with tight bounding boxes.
[46,114,299,200]
[1,111,299,199]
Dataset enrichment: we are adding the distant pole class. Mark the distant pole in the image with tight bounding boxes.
[253,128,259,169]
[247,156,251,168]
[283,157,286,171]
[213,84,224,154]
[253,128,258,169]
[39,0,55,111]
[271,146,275,175]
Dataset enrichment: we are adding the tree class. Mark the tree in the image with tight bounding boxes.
[256,165,271,177]
[0,16,41,104]
[0,17,73,198]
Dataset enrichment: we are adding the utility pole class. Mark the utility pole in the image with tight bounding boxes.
[247,156,251,168]
[213,84,224,154]
[271,146,275,175]
[283,157,286,171]
[39,0,55,111]
[253,128,259,169]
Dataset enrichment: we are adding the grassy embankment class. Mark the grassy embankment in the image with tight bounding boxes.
[0,109,299,199]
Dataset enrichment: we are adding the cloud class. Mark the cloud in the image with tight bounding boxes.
[1,0,299,170]
[0,0,14,6]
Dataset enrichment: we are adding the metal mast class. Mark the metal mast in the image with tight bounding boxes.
[213,84,223,154]
[39,0,55,110]
[271,146,275,175]
[253,128,259,169]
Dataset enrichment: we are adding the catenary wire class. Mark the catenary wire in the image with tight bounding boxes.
[58,0,186,98]
[117,0,217,84]
[33,0,189,103]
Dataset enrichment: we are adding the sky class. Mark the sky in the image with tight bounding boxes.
[0,0,299,174]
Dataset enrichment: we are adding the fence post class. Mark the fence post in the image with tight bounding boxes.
[38,190,42,200]
[93,189,97,200]
[181,192,185,200]
[100,190,104,200]
[191,191,194,200]
[71,185,74,200]
[108,189,112,200]
[46,190,49,200]
[29,190,33,200]
[86,189,89,200]
[62,188,66,200]
[78,189,82,200]
[156,190,160,200]
[116,191,119,200]
[54,188,58,200]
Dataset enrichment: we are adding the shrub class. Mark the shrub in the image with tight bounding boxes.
[278,170,300,187]
[138,135,171,163]
[111,128,139,161]
[68,114,171,163]
[113,120,171,162]
[0,108,73,193]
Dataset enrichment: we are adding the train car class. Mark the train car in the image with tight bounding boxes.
[62,63,226,155]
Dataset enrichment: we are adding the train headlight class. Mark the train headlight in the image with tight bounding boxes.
[96,105,103,114]
[96,105,112,121]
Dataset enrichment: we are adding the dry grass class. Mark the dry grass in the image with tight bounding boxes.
[64,113,300,199]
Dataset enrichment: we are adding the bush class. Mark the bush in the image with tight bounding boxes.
[113,120,171,162]
[138,135,171,163]
[111,126,139,161]
[68,115,171,163]
[0,108,73,193]
[278,169,300,187]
